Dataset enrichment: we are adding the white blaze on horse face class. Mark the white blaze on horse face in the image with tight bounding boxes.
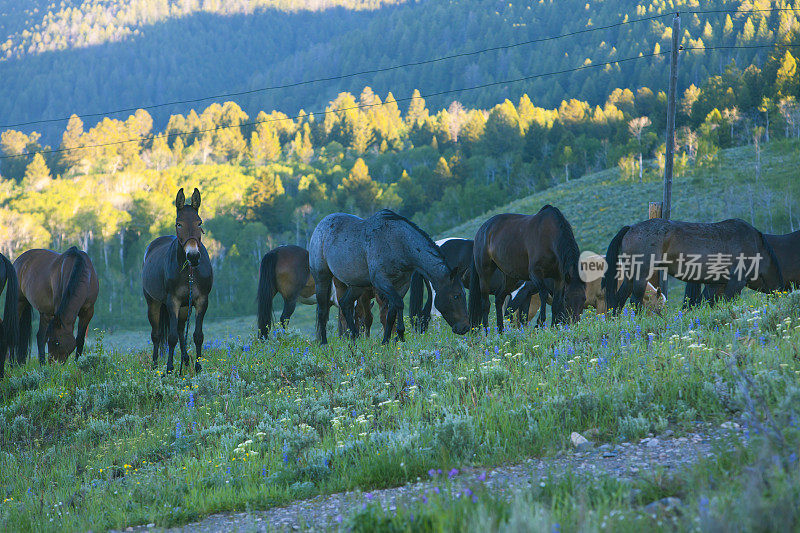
[184,239,199,257]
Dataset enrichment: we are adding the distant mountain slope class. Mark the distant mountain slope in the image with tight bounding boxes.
[1,0,798,143]
[443,141,800,251]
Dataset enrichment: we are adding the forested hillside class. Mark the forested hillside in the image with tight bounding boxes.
[2,0,800,142]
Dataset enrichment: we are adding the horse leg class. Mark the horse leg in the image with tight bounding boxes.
[165,298,180,373]
[313,270,333,345]
[340,287,366,340]
[36,314,51,365]
[494,288,511,333]
[177,307,189,376]
[280,296,298,330]
[146,296,163,369]
[193,294,208,374]
[723,278,746,302]
[75,306,94,360]
[550,283,566,326]
[372,275,403,344]
[629,278,647,314]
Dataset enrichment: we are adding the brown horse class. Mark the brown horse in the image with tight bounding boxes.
[604,218,783,313]
[1,253,20,378]
[256,244,373,338]
[142,188,213,374]
[685,229,800,307]
[14,247,99,364]
[469,205,586,331]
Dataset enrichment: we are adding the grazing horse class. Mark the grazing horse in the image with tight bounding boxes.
[256,244,374,337]
[683,228,800,308]
[604,218,783,313]
[469,205,586,331]
[409,238,514,333]
[142,188,213,374]
[1,253,19,378]
[508,276,665,322]
[15,247,99,364]
[309,210,470,345]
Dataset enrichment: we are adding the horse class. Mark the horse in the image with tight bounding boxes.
[142,188,213,374]
[14,247,99,365]
[409,238,516,333]
[309,209,470,345]
[604,218,784,314]
[684,228,800,308]
[508,275,665,322]
[0,253,19,378]
[469,205,586,332]
[256,244,374,337]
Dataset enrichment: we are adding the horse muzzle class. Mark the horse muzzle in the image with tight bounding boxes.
[184,240,201,266]
[452,322,470,335]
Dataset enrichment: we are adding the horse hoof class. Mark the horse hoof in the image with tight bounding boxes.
[195,362,202,373]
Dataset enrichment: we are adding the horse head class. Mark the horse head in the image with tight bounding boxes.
[434,267,470,335]
[46,316,77,362]
[175,188,204,267]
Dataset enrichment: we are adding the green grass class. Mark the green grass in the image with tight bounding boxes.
[443,140,800,250]
[2,290,800,531]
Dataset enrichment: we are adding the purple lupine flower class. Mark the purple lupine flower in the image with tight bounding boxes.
[175,421,182,439]
[188,392,194,409]
[448,468,459,478]
[428,469,437,478]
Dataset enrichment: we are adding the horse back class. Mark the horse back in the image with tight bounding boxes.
[476,213,558,279]
[14,248,98,316]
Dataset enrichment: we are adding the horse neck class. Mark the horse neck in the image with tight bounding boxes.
[56,256,87,325]
[407,237,450,289]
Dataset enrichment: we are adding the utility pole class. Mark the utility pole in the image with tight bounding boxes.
[661,12,680,300]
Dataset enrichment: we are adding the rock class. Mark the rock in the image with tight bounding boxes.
[602,451,617,458]
[599,444,611,450]
[663,429,674,438]
[721,422,740,430]
[677,437,688,442]
[570,432,589,447]
[644,496,683,515]
[570,432,594,451]
[647,438,660,448]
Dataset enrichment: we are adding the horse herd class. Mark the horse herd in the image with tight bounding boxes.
[0,187,798,377]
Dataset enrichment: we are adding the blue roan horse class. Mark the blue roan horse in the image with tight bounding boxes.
[308,209,470,344]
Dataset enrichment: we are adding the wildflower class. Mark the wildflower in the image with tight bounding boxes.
[428,469,436,478]
[188,392,194,409]
[448,468,459,478]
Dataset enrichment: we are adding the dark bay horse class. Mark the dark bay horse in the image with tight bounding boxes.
[409,238,512,333]
[684,228,799,307]
[1,253,19,378]
[469,205,586,331]
[309,210,470,344]
[256,244,374,337]
[604,218,783,313]
[15,247,99,364]
[142,188,213,374]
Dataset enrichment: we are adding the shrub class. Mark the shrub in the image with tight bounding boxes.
[434,412,476,460]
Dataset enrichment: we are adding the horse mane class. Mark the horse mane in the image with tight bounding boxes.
[375,209,446,263]
[538,205,582,285]
[53,247,87,325]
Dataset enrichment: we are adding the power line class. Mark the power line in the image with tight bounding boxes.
[0,13,672,129]
[0,50,671,160]
[2,42,799,161]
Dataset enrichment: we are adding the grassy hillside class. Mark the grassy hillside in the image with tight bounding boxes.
[444,140,800,251]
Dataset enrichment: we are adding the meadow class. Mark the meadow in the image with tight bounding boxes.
[1,288,799,531]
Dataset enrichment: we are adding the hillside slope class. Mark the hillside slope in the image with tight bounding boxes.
[443,140,800,251]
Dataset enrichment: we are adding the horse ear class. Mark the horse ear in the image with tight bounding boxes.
[175,188,185,210]
[191,188,201,210]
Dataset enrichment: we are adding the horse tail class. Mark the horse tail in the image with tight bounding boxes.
[603,225,630,313]
[422,277,433,331]
[759,232,784,291]
[52,247,87,331]
[257,250,279,338]
[468,259,483,328]
[409,271,426,332]
[1,254,19,375]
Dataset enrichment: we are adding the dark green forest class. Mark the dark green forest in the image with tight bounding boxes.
[2,0,800,328]
[2,0,800,141]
